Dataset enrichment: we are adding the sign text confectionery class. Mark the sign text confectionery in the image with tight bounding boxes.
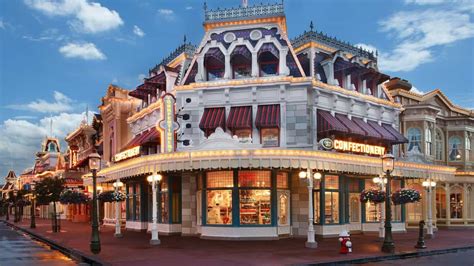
[114,146,140,162]
[333,139,385,156]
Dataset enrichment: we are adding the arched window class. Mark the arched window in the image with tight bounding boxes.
[231,46,251,79]
[435,187,446,219]
[205,48,225,81]
[450,186,463,219]
[407,128,422,152]
[48,142,57,152]
[448,136,462,161]
[258,43,279,77]
[435,129,444,160]
[425,128,432,156]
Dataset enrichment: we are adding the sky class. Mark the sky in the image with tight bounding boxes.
[0,0,473,181]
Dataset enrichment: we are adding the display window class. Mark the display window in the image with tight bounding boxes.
[206,190,232,225]
[324,191,339,224]
[450,186,463,219]
[126,183,141,221]
[391,180,402,222]
[276,172,289,189]
[313,191,321,224]
[207,171,233,188]
[365,202,381,222]
[261,128,279,147]
[436,187,447,219]
[240,190,271,225]
[234,129,252,143]
[238,171,271,187]
[325,175,339,190]
[278,193,289,225]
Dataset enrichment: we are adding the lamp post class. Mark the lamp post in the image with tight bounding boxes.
[381,153,395,253]
[30,194,36,229]
[89,152,101,254]
[299,169,322,248]
[113,180,124,238]
[147,173,162,245]
[373,176,387,238]
[422,179,436,238]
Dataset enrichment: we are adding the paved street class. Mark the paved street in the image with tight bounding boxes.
[0,222,76,266]
[366,249,474,266]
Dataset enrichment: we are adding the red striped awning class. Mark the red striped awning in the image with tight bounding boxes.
[122,127,159,151]
[199,107,226,136]
[367,120,396,142]
[227,106,252,131]
[352,117,382,139]
[317,110,349,134]
[382,123,408,144]
[255,104,280,128]
[335,114,366,136]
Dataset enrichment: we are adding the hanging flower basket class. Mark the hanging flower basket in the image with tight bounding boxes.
[360,188,386,204]
[98,191,126,202]
[59,190,89,204]
[391,188,421,205]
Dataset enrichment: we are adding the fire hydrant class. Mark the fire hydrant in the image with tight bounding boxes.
[338,230,352,254]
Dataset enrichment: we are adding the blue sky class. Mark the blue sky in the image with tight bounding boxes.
[0,0,473,180]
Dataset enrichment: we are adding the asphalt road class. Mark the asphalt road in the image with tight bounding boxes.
[365,249,474,266]
[0,222,76,266]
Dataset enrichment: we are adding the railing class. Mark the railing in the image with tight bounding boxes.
[205,3,284,22]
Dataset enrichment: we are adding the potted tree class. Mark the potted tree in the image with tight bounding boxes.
[34,177,65,232]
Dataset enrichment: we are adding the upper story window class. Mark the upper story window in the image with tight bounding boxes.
[255,104,280,147]
[231,46,252,79]
[258,43,279,77]
[205,48,225,81]
[425,128,432,156]
[466,136,471,161]
[448,136,462,161]
[407,128,422,153]
[435,129,444,161]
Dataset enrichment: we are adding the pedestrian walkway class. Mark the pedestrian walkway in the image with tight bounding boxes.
[3,217,474,266]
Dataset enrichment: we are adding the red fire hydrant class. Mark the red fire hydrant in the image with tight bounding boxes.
[338,230,352,254]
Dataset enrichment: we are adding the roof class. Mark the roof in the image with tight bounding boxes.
[149,43,196,75]
[204,2,284,23]
[5,170,16,180]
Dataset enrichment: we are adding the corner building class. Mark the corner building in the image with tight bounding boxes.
[97,3,456,239]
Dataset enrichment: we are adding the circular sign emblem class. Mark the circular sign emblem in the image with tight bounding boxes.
[319,138,334,150]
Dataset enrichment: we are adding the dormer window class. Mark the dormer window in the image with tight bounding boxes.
[258,43,279,77]
[205,48,225,81]
[231,46,252,79]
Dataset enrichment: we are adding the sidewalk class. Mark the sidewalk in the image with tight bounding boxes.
[3,217,474,266]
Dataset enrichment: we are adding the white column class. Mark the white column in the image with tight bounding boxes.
[150,180,160,245]
[426,181,434,238]
[251,52,258,77]
[224,53,231,79]
[321,60,335,85]
[309,48,315,78]
[196,56,205,82]
[114,185,122,238]
[305,168,317,248]
[279,49,289,76]
[379,180,385,238]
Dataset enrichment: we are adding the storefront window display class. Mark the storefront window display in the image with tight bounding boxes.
[406,181,423,222]
[126,182,142,221]
[261,128,279,147]
[239,171,271,225]
[391,180,402,222]
[313,177,321,224]
[450,186,463,219]
[324,175,339,224]
[206,171,233,225]
[159,179,169,223]
[348,179,361,223]
[364,179,380,222]
[436,187,447,219]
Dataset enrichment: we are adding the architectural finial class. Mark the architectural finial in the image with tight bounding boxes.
[310,21,314,32]
[203,1,207,11]
[183,34,187,44]
[242,0,248,8]
[375,50,378,57]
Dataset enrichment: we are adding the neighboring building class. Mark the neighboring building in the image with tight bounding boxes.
[1,170,19,199]
[97,2,456,240]
[387,78,474,228]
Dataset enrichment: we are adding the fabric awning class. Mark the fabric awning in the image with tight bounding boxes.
[123,128,159,151]
[255,104,280,128]
[382,124,408,144]
[335,114,366,136]
[352,117,382,139]
[317,110,349,134]
[199,107,226,135]
[227,106,252,131]
[367,120,396,142]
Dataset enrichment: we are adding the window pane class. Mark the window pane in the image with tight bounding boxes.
[238,171,271,187]
[135,184,141,221]
[261,128,279,147]
[234,129,252,143]
[349,193,360,222]
[324,191,339,224]
[172,192,181,223]
[240,190,271,225]
[450,186,463,219]
[436,187,446,219]
[160,193,169,223]
[207,171,233,188]
[365,202,380,222]
[278,193,289,225]
[277,172,289,189]
[126,185,133,220]
[206,190,232,225]
[348,179,360,192]
[325,175,339,190]
[313,191,320,224]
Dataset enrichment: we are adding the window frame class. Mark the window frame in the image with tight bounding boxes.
[260,127,280,147]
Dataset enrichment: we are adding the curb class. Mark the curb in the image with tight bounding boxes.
[307,245,474,265]
[2,220,108,266]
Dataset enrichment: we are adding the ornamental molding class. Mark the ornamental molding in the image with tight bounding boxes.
[194,127,261,150]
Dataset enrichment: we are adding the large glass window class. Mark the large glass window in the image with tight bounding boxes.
[239,171,271,225]
[436,187,446,219]
[261,128,279,147]
[406,181,423,221]
[206,171,233,225]
[435,129,444,160]
[348,179,360,223]
[126,183,141,221]
[450,186,463,219]
[391,180,402,222]
[324,175,339,224]
[276,172,289,189]
[425,128,432,156]
[134,184,141,221]
[313,191,321,224]
[364,179,380,222]
[449,136,462,161]
[407,128,422,152]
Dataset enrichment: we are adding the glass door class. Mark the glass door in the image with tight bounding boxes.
[348,193,362,231]
[277,190,290,235]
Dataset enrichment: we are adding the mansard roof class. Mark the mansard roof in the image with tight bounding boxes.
[5,170,16,180]
[292,29,377,62]
[149,42,196,75]
[204,2,284,23]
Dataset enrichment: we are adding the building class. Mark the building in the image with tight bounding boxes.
[387,78,474,228]
[96,2,457,240]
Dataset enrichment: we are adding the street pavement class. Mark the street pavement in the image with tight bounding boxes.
[0,222,76,266]
[365,249,474,265]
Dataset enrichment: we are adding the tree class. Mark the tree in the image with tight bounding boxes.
[34,177,65,232]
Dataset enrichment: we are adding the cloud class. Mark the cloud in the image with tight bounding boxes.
[410,86,425,94]
[59,42,106,60]
[378,7,474,72]
[7,91,74,113]
[138,73,146,82]
[157,8,175,21]
[133,25,145,37]
[355,43,377,54]
[13,116,37,120]
[22,28,67,42]
[0,18,4,30]
[404,0,447,4]
[185,6,193,10]
[0,112,89,176]
[24,0,123,33]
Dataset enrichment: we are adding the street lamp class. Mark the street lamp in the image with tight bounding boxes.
[147,173,162,245]
[89,152,101,254]
[30,193,36,229]
[113,180,124,238]
[381,153,395,253]
[299,169,321,248]
[373,176,387,238]
[422,179,436,238]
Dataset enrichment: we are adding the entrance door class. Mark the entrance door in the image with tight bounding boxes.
[348,193,362,231]
[277,190,290,236]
